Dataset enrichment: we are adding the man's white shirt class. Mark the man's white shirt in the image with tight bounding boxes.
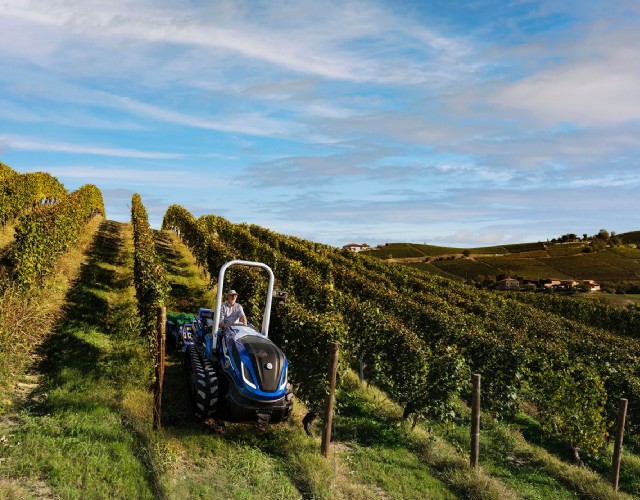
[220,302,245,326]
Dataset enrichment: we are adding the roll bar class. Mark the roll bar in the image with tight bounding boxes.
[212,260,275,349]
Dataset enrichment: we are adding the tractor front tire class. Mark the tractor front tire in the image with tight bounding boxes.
[185,345,219,420]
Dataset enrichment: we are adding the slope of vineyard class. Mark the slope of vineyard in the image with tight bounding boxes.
[163,206,640,497]
[152,228,476,499]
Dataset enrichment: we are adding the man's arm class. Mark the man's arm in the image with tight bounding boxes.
[239,305,247,325]
[218,304,227,328]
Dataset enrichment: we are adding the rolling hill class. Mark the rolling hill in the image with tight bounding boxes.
[367,238,640,292]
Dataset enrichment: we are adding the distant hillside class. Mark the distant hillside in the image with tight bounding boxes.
[621,230,640,245]
[367,241,544,259]
[367,239,640,292]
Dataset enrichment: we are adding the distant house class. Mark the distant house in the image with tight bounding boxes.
[495,278,520,290]
[511,277,599,292]
[560,279,579,289]
[583,280,601,292]
[343,243,370,253]
[542,279,562,288]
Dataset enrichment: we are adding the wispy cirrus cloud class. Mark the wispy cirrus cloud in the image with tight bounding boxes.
[1,0,475,85]
[0,135,183,159]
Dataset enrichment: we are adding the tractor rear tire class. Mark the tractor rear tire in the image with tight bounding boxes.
[185,345,219,420]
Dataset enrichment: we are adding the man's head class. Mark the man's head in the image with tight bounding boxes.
[226,289,238,304]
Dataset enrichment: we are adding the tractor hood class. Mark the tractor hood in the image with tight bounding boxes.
[223,326,288,400]
[239,335,285,392]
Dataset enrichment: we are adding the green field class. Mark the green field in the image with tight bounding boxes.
[545,244,586,257]
[544,253,640,281]
[368,241,546,259]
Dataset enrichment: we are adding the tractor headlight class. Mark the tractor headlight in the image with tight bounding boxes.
[279,366,288,391]
[241,361,257,389]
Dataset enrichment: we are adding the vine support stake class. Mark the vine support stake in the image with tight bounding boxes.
[470,373,481,468]
[153,306,167,431]
[611,397,628,491]
[321,342,340,457]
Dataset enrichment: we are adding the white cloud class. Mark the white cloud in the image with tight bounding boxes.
[114,96,298,137]
[0,135,183,159]
[492,21,640,126]
[1,0,474,84]
[495,61,640,126]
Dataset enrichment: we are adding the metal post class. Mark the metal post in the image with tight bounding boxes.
[470,374,481,468]
[153,306,166,430]
[321,343,340,457]
[611,398,628,491]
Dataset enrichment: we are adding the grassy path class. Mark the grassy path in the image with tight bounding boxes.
[0,220,158,499]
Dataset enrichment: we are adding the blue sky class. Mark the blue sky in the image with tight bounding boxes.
[1,0,639,246]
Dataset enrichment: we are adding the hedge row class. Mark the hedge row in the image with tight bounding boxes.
[0,162,15,180]
[131,194,169,362]
[0,169,66,227]
[12,184,104,288]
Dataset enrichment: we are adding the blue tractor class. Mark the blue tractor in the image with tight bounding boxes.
[183,260,293,424]
[166,313,196,351]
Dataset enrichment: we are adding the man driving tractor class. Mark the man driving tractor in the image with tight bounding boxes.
[218,289,247,328]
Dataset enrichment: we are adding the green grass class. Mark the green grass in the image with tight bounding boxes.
[431,420,577,499]
[369,242,485,259]
[338,444,456,499]
[335,372,636,500]
[0,216,102,413]
[0,220,159,498]
[334,372,517,499]
[611,246,640,259]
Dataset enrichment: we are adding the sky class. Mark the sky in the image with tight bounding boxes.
[1,0,639,247]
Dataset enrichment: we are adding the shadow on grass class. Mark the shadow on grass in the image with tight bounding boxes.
[22,220,163,497]
[154,232,193,279]
[30,221,128,404]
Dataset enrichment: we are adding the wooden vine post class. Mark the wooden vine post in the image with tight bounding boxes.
[470,374,481,468]
[321,342,340,457]
[611,398,628,491]
[153,306,167,430]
